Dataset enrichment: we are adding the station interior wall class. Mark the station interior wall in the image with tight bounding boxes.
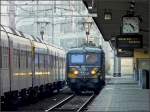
[134,50,150,71]
[121,58,134,75]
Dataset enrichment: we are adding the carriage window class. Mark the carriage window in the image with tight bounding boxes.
[18,49,21,69]
[26,51,28,68]
[71,54,84,64]
[86,54,98,64]
[35,54,39,68]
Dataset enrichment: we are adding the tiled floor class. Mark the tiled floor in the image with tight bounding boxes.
[87,76,150,112]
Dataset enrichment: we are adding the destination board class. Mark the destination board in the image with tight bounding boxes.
[116,34,143,48]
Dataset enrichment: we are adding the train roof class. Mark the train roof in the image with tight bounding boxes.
[0,24,65,51]
[67,47,104,53]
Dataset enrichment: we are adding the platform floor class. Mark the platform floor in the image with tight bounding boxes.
[87,76,150,112]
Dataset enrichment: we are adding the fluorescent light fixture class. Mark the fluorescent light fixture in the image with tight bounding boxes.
[104,12,112,20]
[88,6,93,9]
[89,13,98,17]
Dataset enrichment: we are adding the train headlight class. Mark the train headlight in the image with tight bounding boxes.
[73,70,79,75]
[68,68,79,78]
[91,70,96,75]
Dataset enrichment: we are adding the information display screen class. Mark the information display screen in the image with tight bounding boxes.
[116,34,143,48]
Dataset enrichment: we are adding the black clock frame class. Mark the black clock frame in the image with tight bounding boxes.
[121,15,140,34]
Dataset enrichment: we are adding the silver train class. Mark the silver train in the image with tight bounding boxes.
[0,25,66,110]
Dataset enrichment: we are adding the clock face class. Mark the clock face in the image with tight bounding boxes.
[122,17,139,34]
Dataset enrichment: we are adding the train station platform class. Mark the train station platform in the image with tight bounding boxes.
[87,76,150,112]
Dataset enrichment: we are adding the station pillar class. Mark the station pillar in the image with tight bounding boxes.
[113,50,121,77]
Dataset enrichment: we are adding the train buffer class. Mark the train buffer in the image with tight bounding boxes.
[87,76,150,112]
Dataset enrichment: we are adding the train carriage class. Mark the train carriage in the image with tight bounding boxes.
[66,47,105,94]
[0,25,66,110]
[0,27,10,96]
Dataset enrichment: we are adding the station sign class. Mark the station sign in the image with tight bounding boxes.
[117,49,134,57]
[116,34,143,49]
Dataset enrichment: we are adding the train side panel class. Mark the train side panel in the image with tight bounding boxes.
[0,25,66,110]
[34,42,48,87]
[47,45,55,84]
[0,31,10,96]
[8,33,32,91]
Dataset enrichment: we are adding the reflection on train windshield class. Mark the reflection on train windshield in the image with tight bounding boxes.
[86,54,98,64]
[70,54,99,64]
[71,54,84,64]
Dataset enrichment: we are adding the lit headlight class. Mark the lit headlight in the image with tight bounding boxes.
[91,70,96,75]
[73,70,79,75]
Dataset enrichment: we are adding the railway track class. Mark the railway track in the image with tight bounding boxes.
[45,93,95,112]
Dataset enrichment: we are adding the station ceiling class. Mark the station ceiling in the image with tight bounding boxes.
[83,0,149,48]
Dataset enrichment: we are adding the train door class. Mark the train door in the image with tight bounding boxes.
[25,47,32,89]
[57,53,61,81]
[39,53,44,85]
[63,56,66,80]
[54,52,57,81]
[34,52,39,86]
[48,50,52,83]
[48,51,51,83]
[51,51,55,82]
[45,46,49,84]
[44,53,48,85]
[54,51,57,81]
[13,42,20,90]
[8,35,13,92]
[61,56,63,81]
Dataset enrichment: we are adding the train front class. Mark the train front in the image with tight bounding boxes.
[66,48,105,94]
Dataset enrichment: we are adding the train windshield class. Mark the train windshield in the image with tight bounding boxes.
[70,53,100,65]
[71,54,84,64]
[86,54,98,64]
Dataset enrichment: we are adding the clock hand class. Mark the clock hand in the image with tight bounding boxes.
[129,24,134,30]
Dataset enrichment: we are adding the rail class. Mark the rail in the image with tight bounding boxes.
[45,93,95,112]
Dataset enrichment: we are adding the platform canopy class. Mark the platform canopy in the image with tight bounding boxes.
[83,0,149,49]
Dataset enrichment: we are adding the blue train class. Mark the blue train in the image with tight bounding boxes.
[66,47,105,94]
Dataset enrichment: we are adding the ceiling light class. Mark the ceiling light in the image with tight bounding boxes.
[104,12,112,20]
[88,6,93,9]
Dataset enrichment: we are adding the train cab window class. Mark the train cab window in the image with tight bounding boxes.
[86,54,98,64]
[70,54,84,64]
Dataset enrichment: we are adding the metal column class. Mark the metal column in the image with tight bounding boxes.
[113,50,121,77]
